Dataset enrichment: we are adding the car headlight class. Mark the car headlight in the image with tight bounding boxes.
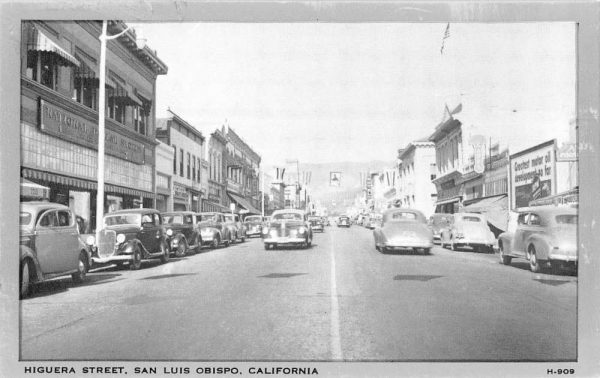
[85,235,95,246]
[298,227,306,234]
[166,228,173,236]
[116,233,126,244]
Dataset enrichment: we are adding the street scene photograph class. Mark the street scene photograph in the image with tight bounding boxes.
[15,17,579,366]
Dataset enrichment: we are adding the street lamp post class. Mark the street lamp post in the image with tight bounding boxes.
[96,21,146,236]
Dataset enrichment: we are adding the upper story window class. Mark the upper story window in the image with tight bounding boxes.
[197,157,201,183]
[192,155,196,181]
[172,144,177,174]
[187,152,191,179]
[179,149,184,177]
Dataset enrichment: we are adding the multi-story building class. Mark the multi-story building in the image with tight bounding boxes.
[156,109,205,212]
[155,140,174,212]
[224,125,262,214]
[203,126,229,212]
[396,139,437,217]
[20,21,167,231]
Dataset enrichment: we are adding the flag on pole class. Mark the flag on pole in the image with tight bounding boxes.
[440,23,450,54]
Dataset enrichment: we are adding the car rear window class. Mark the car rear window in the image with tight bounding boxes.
[555,214,577,224]
[461,216,481,222]
[391,212,416,220]
[20,212,32,225]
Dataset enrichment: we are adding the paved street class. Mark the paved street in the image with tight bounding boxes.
[20,226,576,361]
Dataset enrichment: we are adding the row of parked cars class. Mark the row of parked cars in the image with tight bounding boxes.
[367,205,578,274]
[19,201,272,298]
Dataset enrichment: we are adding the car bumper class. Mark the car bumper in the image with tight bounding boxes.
[453,238,495,247]
[246,231,262,237]
[312,226,323,231]
[548,253,578,262]
[384,241,433,249]
[264,237,306,245]
[92,255,132,264]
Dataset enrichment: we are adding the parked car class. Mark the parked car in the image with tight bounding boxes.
[197,212,235,248]
[428,213,453,244]
[337,215,351,227]
[224,213,246,242]
[497,206,577,273]
[244,215,265,238]
[161,211,203,256]
[19,202,91,298]
[90,208,169,270]
[440,213,496,253]
[308,215,325,232]
[373,208,433,254]
[262,209,313,250]
[365,213,383,229]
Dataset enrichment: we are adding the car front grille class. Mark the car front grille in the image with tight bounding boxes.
[97,230,117,258]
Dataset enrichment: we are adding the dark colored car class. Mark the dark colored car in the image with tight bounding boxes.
[91,208,169,270]
[224,213,247,242]
[337,215,351,227]
[262,209,313,250]
[244,215,265,238]
[162,211,203,256]
[308,216,325,232]
[198,212,235,248]
[20,202,91,298]
[428,213,453,244]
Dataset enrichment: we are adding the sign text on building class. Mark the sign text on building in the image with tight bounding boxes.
[510,140,556,209]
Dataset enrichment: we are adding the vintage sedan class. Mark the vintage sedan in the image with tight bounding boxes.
[497,206,577,273]
[197,212,235,248]
[19,202,91,298]
[365,213,383,229]
[337,215,351,227]
[440,213,496,253]
[90,209,169,270]
[162,211,203,256]
[373,208,433,254]
[428,213,453,244]
[308,215,325,232]
[224,213,246,242]
[262,209,313,250]
[244,215,265,238]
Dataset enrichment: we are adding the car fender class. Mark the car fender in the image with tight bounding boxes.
[526,234,552,260]
[20,245,43,283]
[119,239,148,256]
[169,233,187,248]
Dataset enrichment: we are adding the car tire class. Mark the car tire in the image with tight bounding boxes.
[528,245,542,273]
[159,241,170,264]
[71,252,88,283]
[130,246,142,270]
[20,259,33,299]
[499,244,512,265]
[240,235,245,243]
[175,239,187,258]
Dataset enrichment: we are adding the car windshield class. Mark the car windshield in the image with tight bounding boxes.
[224,215,235,222]
[555,214,577,224]
[273,213,302,221]
[104,213,141,226]
[245,216,262,222]
[390,212,416,221]
[164,215,183,224]
[199,214,218,221]
[20,212,32,226]
[461,216,481,222]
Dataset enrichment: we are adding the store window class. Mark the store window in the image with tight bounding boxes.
[187,152,191,179]
[172,144,177,174]
[179,148,184,177]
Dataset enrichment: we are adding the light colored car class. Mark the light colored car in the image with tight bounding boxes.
[224,213,246,242]
[373,208,433,254]
[497,206,577,273]
[19,202,91,298]
[308,216,325,232]
[428,213,453,244]
[440,213,496,253]
[365,213,383,229]
[197,212,234,248]
[244,215,265,238]
[262,209,313,249]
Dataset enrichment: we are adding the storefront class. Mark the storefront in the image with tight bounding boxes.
[227,191,261,215]
[433,172,463,214]
[172,182,190,211]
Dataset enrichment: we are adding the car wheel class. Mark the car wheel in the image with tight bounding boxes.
[307,236,312,247]
[528,245,542,273]
[212,235,220,249]
[499,244,512,265]
[240,235,245,243]
[159,241,170,264]
[130,246,142,270]
[20,259,32,298]
[71,252,88,283]
[175,239,187,258]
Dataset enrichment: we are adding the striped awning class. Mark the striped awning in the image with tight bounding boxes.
[26,26,80,67]
[109,81,142,106]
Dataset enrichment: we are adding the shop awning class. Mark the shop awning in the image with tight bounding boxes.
[202,200,231,213]
[435,196,461,205]
[462,194,508,231]
[529,187,579,207]
[26,26,80,67]
[110,81,142,106]
[228,191,261,215]
[20,178,50,199]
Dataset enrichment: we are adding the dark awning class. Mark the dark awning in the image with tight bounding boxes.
[26,26,80,67]
[462,194,508,231]
[227,191,261,215]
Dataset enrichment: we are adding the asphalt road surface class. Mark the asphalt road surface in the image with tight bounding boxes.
[20,226,577,361]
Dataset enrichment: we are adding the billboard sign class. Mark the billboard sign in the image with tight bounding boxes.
[510,140,556,209]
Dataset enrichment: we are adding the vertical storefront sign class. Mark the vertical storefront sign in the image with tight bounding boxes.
[509,140,556,209]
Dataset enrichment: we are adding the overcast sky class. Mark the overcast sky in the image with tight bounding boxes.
[132,22,576,167]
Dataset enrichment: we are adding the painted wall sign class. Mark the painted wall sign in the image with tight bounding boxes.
[39,99,145,164]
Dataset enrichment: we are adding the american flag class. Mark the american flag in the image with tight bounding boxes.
[440,23,450,54]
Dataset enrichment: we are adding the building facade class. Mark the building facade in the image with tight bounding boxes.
[20,21,167,231]
[203,127,229,212]
[156,109,205,212]
[397,140,437,217]
[224,125,262,214]
[155,140,174,212]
